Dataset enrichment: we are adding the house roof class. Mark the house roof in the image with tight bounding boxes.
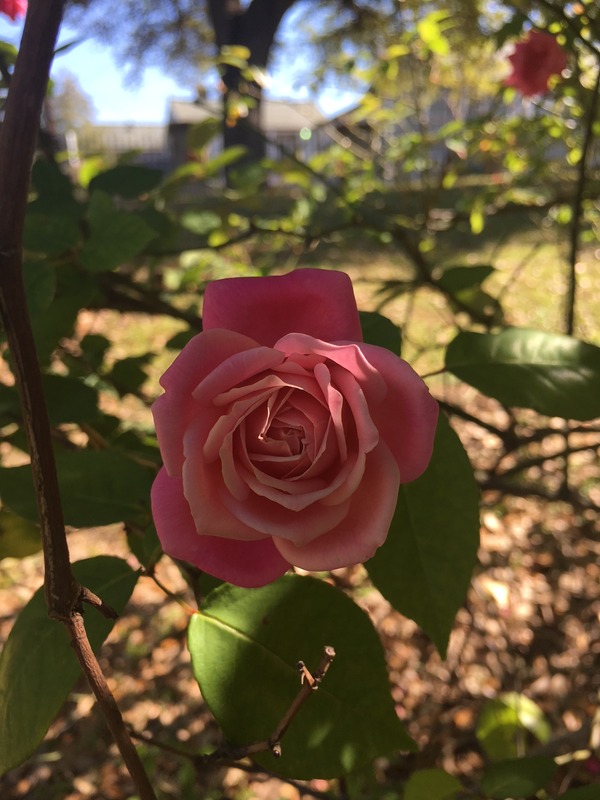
[168,98,328,133]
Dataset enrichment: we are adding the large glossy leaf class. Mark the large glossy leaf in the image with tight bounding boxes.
[188,575,414,779]
[0,556,138,775]
[480,756,557,799]
[366,414,480,656]
[0,375,99,425]
[445,328,600,420]
[0,450,154,527]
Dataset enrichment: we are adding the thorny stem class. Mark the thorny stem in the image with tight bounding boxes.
[0,3,156,797]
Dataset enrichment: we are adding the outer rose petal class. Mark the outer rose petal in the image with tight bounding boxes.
[203,269,363,346]
[273,442,400,570]
[153,329,262,476]
[353,343,438,482]
[151,467,290,587]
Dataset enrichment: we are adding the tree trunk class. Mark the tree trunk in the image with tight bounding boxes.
[207,0,298,169]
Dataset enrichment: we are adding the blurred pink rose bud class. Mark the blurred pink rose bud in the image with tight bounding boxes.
[0,0,27,21]
[504,30,567,97]
[151,269,438,587]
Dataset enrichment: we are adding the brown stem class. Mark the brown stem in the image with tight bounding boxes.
[0,4,156,797]
[68,614,158,799]
[0,0,78,621]
[201,646,337,762]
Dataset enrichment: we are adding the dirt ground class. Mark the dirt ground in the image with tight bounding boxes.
[1,408,599,799]
[1,258,599,798]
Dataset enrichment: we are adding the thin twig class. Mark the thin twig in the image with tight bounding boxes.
[200,646,337,762]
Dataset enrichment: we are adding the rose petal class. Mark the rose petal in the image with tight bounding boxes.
[273,441,400,570]
[153,329,261,476]
[151,468,290,587]
[182,417,267,540]
[203,269,363,346]
[353,343,438,483]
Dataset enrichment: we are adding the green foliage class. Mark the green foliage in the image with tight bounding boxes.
[367,414,480,656]
[0,451,154,528]
[404,768,462,800]
[480,756,557,799]
[88,165,163,198]
[80,190,158,271]
[359,310,402,354]
[188,575,414,779]
[0,510,42,560]
[446,329,600,420]
[476,693,550,761]
[0,557,138,776]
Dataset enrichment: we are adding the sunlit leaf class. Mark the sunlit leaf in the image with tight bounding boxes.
[477,693,550,761]
[188,575,414,779]
[445,328,600,420]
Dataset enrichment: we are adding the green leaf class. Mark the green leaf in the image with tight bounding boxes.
[188,575,414,779]
[23,261,56,317]
[23,211,80,257]
[0,375,99,426]
[0,511,42,560]
[180,210,222,236]
[186,118,221,151]
[404,768,462,800]
[106,355,152,396]
[126,523,162,570]
[366,415,480,656]
[80,191,157,272]
[88,165,163,198]
[558,788,600,800]
[417,10,451,55]
[437,265,495,292]
[480,756,557,799]
[476,693,550,761]
[0,450,154,527]
[0,557,138,776]
[359,311,402,355]
[31,267,98,365]
[445,328,600,420]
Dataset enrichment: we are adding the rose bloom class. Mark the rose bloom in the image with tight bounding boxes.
[504,30,567,97]
[151,269,438,587]
[0,0,27,20]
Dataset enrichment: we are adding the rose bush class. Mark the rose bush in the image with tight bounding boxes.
[0,0,27,21]
[504,29,567,97]
[151,269,438,587]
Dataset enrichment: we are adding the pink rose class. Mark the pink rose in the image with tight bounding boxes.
[0,0,27,20]
[151,269,438,588]
[504,30,567,97]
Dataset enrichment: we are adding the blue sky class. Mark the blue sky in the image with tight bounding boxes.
[0,14,357,124]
